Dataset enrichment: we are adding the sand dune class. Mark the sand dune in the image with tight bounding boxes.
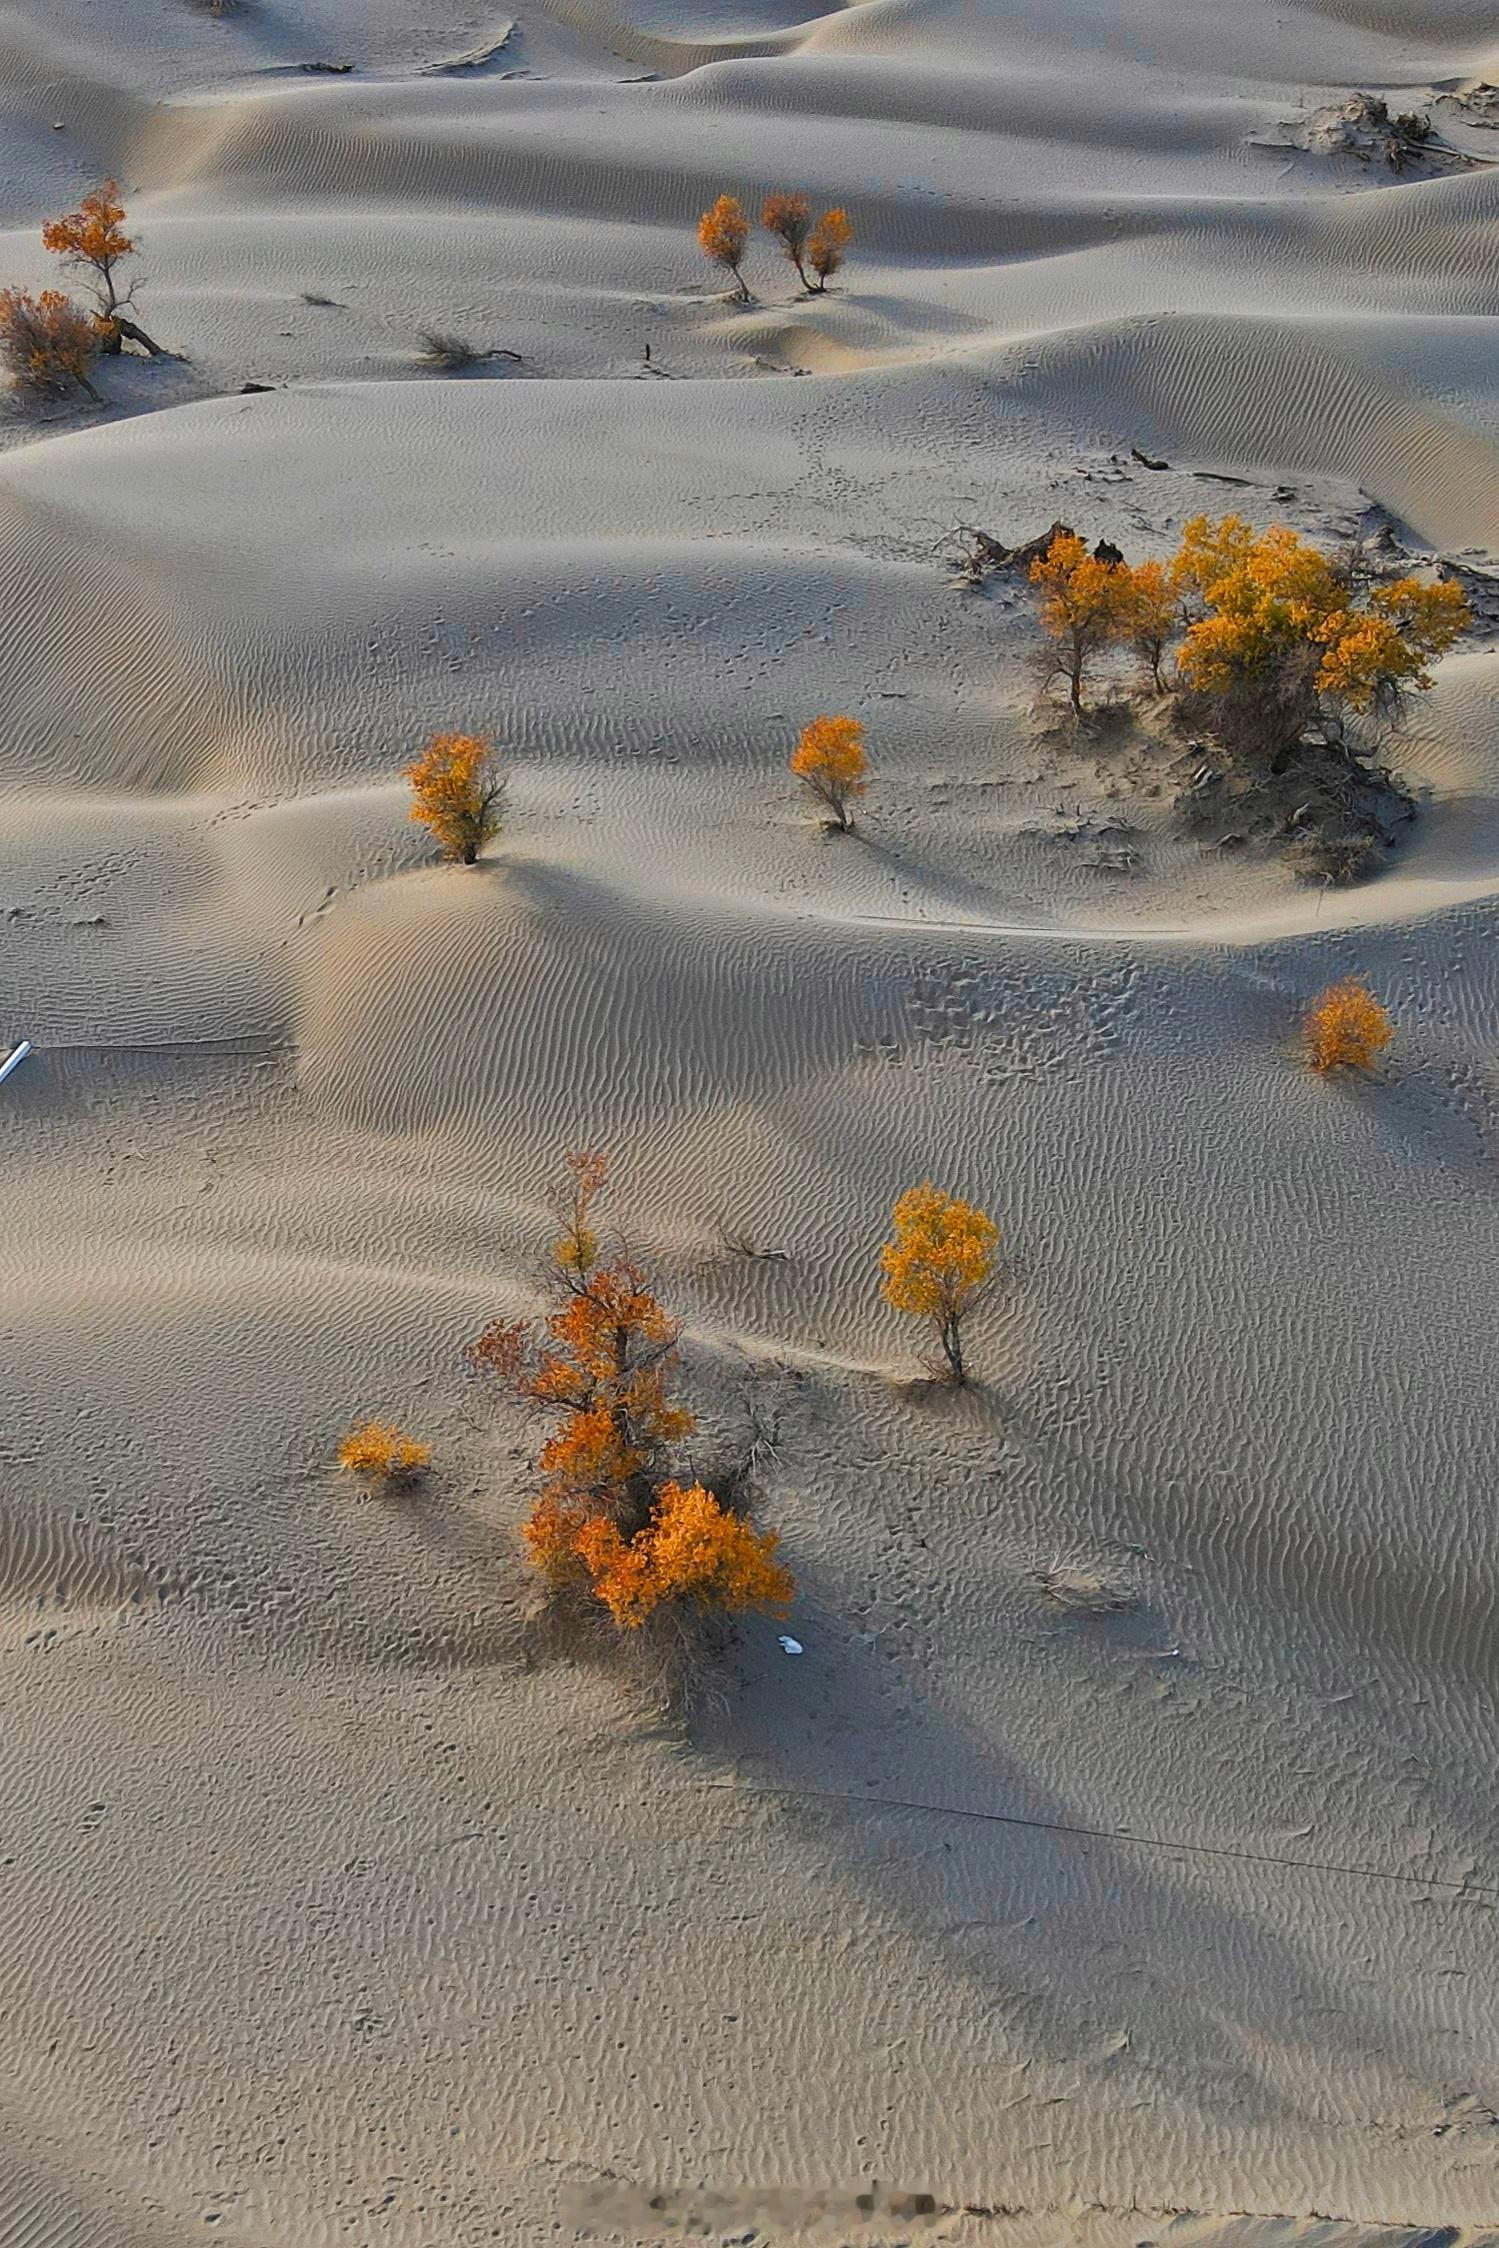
[4,0,1499,2238]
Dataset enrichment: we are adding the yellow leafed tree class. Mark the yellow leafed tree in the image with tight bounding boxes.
[880,1182,998,1385]
[1171,514,1467,755]
[1030,531,1133,712]
[790,713,868,831]
[404,732,504,864]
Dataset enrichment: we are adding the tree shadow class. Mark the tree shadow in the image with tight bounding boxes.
[699,1567,1491,2152]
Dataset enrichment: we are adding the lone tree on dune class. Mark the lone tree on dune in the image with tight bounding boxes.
[881,1181,998,1386]
[1171,514,1467,759]
[404,731,504,864]
[467,1153,792,1667]
[807,207,852,291]
[698,194,751,302]
[42,180,164,356]
[1030,530,1133,713]
[762,192,813,288]
[790,713,869,832]
[337,1419,431,1487]
[0,288,102,402]
[1303,977,1393,1075]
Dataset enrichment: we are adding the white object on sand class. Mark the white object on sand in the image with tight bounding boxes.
[0,1040,32,1087]
[778,1635,803,1656]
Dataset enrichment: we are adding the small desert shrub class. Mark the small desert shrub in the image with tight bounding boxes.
[416,329,484,370]
[789,713,868,832]
[0,288,101,401]
[1303,976,1393,1074]
[697,194,750,301]
[338,1419,431,1484]
[1286,828,1383,886]
[880,1181,998,1385]
[404,730,504,864]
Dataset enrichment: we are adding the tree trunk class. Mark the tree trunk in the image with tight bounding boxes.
[941,1315,965,1385]
[113,315,167,357]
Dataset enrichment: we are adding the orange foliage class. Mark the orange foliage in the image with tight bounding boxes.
[1029,531,1133,712]
[762,191,813,286]
[880,1181,998,1385]
[789,713,868,831]
[472,1153,794,1637]
[404,731,503,864]
[337,1419,431,1483]
[1303,977,1393,1075]
[0,289,101,401]
[557,1481,792,1629]
[42,180,135,326]
[698,195,750,297]
[807,207,852,289]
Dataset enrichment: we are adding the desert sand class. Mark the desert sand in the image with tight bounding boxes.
[3,0,1499,2239]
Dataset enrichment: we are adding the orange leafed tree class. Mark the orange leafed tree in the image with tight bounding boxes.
[337,1419,431,1484]
[762,191,813,288]
[790,713,868,832]
[880,1181,998,1385]
[807,207,852,291]
[404,731,504,864]
[1030,531,1132,712]
[1303,977,1393,1075]
[41,179,162,355]
[469,1153,792,1638]
[698,194,750,301]
[0,288,101,402]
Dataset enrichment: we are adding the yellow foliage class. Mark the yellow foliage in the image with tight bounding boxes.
[537,1480,793,1629]
[881,1181,998,1384]
[403,731,503,864]
[698,195,750,292]
[1303,977,1394,1075]
[338,1419,431,1483]
[1030,531,1133,710]
[808,207,852,288]
[1118,557,1178,690]
[789,713,869,829]
[0,288,100,400]
[1172,514,1467,721]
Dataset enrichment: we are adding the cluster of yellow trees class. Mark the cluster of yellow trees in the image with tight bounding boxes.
[698,192,852,303]
[1031,518,1468,740]
[0,182,163,402]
